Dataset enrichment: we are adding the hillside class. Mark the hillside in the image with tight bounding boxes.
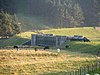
[0,32,35,47]
[0,27,100,74]
[17,14,51,31]
[0,0,100,30]
[42,27,100,54]
[41,27,100,40]
[0,27,100,54]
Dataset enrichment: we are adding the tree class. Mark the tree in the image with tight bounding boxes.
[61,0,84,27]
[93,0,100,26]
[0,11,20,38]
[11,14,20,34]
[73,3,84,27]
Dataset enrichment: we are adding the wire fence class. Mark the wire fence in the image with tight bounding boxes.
[66,60,100,75]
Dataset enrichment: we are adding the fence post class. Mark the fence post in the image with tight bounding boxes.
[75,70,78,75]
[96,62,98,69]
[73,71,75,75]
[91,64,94,71]
[80,67,84,75]
[89,64,93,71]
[99,62,100,68]
[69,72,71,75]
[83,67,86,75]
[66,60,100,75]
[78,69,80,75]
[87,65,89,72]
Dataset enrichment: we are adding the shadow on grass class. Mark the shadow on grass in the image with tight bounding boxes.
[65,41,100,55]
[0,36,30,47]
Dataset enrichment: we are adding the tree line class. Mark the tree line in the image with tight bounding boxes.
[0,0,100,36]
[14,0,100,27]
[15,0,84,27]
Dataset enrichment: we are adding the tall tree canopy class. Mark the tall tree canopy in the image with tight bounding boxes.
[0,0,99,30]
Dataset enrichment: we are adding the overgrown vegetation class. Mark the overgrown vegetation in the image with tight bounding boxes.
[0,0,100,31]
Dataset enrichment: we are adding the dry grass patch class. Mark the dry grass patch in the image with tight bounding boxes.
[0,49,96,75]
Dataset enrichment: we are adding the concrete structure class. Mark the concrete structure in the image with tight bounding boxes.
[31,34,68,47]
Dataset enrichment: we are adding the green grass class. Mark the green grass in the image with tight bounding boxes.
[67,41,100,54]
[0,32,35,47]
[0,27,100,52]
[0,27,100,74]
[88,68,100,75]
[41,27,100,40]
[41,27,100,53]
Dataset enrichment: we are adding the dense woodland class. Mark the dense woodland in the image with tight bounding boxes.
[0,0,100,37]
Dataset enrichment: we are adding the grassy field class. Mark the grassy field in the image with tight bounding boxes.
[0,27,100,47]
[0,27,100,74]
[88,68,100,75]
[41,27,100,39]
[0,49,97,75]
[0,32,35,47]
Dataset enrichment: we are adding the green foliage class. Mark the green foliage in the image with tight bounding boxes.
[73,3,84,26]
[17,14,50,31]
[0,0,100,28]
[0,11,20,38]
[45,0,84,27]
[88,68,100,74]
[93,0,100,26]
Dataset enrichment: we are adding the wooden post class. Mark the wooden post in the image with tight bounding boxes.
[73,71,75,75]
[75,71,77,75]
[83,67,86,75]
[99,62,100,68]
[75,70,78,75]
[87,65,89,72]
[78,69,80,75]
[80,67,82,75]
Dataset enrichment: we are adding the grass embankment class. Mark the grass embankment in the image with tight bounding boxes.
[41,27,100,40]
[0,32,35,47]
[42,27,100,52]
[0,49,96,75]
[0,27,100,54]
[0,27,100,48]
